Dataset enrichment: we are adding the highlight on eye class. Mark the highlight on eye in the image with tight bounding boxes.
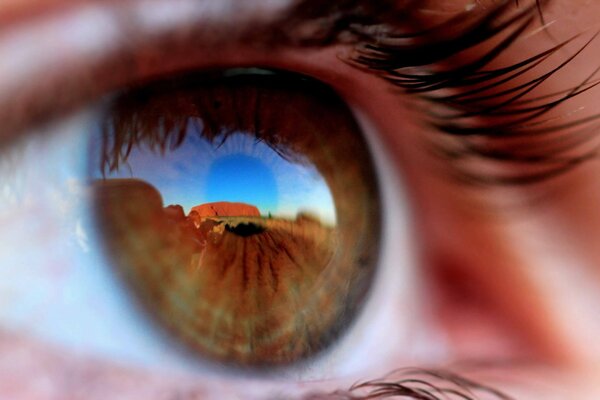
[88,69,381,367]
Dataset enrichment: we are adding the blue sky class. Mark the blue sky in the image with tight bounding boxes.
[98,129,337,224]
[204,154,278,212]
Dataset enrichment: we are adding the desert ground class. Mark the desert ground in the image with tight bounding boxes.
[94,179,346,365]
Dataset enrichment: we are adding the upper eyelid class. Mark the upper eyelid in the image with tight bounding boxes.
[0,0,301,146]
[1,0,568,162]
[0,0,455,147]
[0,0,477,147]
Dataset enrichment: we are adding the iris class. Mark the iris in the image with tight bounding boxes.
[89,69,381,368]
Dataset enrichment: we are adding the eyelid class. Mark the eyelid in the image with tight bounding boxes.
[0,0,297,146]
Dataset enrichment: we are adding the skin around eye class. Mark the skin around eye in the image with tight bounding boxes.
[2,0,600,398]
[89,69,382,368]
[393,0,600,368]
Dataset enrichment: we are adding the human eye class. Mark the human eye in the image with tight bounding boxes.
[1,0,600,398]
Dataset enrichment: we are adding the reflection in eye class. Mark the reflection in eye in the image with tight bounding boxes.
[89,69,381,367]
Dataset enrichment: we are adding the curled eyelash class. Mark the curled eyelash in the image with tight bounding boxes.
[341,0,600,186]
[302,368,514,400]
[97,71,334,175]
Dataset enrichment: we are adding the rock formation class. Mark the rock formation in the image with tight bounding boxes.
[190,201,260,218]
[164,204,185,221]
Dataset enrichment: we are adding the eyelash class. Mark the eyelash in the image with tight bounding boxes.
[318,0,600,186]
[305,368,511,400]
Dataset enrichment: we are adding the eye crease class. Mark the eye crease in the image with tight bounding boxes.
[90,69,381,368]
[1,0,600,399]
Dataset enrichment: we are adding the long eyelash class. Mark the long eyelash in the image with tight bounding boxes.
[342,0,600,186]
[302,368,513,400]
[96,0,599,187]
[99,72,335,175]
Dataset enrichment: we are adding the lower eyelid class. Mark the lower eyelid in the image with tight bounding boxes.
[1,335,595,399]
[0,332,373,399]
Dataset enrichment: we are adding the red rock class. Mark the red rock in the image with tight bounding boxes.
[191,201,260,218]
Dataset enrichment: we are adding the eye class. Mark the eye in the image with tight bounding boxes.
[89,68,381,368]
[5,0,600,397]
[0,59,418,379]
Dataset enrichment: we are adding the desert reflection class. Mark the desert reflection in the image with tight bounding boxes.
[94,179,344,366]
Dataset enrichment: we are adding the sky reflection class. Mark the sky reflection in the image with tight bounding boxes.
[98,131,337,224]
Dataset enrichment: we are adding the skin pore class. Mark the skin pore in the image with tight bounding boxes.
[1,0,600,398]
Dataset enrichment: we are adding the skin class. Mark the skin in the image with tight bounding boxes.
[1,0,600,398]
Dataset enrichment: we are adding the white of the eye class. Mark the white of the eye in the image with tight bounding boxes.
[0,111,222,374]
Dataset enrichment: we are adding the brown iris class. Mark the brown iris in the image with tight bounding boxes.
[90,70,381,367]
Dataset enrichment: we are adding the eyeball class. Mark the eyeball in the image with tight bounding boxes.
[89,69,382,368]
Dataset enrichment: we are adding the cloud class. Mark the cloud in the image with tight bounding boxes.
[75,219,90,253]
